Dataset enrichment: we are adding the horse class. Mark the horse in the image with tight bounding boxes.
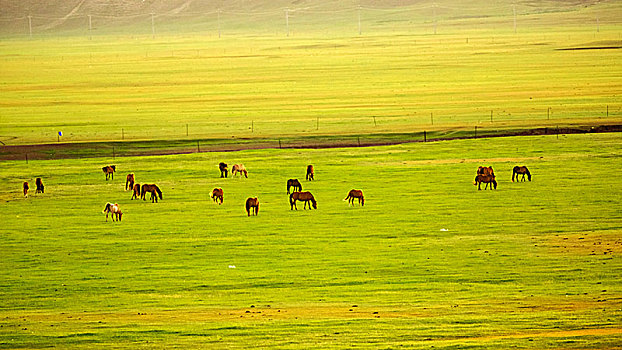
[512,166,532,182]
[290,191,317,210]
[246,197,259,216]
[23,181,29,197]
[131,183,141,200]
[232,164,248,178]
[286,179,302,194]
[35,178,45,194]
[344,189,365,206]
[125,173,135,191]
[219,162,228,178]
[102,165,116,180]
[211,188,224,205]
[141,184,163,203]
[102,202,122,222]
[306,165,314,181]
[474,174,497,190]
[477,166,495,177]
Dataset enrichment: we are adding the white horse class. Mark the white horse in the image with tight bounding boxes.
[231,164,248,178]
[102,202,123,222]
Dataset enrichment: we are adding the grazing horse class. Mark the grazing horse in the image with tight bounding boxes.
[125,173,135,191]
[23,181,29,197]
[246,197,259,216]
[306,165,314,181]
[290,191,317,210]
[477,166,495,177]
[211,188,224,205]
[474,174,497,190]
[232,164,248,178]
[131,183,141,200]
[102,202,122,222]
[512,166,532,182]
[286,179,302,194]
[141,184,163,203]
[102,165,116,180]
[344,189,365,206]
[35,178,45,194]
[219,162,228,178]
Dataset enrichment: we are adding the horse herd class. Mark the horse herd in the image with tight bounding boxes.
[474,165,532,190]
[20,161,530,221]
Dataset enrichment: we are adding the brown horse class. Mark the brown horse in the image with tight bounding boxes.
[232,164,248,178]
[141,184,163,203]
[131,183,141,200]
[512,166,532,182]
[35,178,45,194]
[102,202,122,222]
[286,179,302,194]
[125,173,135,191]
[219,162,229,178]
[306,165,314,181]
[102,165,116,180]
[246,197,259,216]
[344,189,365,206]
[477,166,495,177]
[23,181,29,197]
[211,188,224,205]
[290,191,317,210]
[474,174,497,190]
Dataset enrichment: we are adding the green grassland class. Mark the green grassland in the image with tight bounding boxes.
[1,133,621,348]
[1,1,621,146]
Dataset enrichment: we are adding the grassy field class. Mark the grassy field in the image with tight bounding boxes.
[1,133,621,348]
[1,29,620,146]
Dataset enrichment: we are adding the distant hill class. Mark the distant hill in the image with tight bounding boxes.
[0,0,617,36]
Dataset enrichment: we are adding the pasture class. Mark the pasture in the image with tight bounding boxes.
[1,133,621,348]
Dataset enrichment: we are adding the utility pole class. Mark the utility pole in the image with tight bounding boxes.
[358,5,362,35]
[28,15,32,38]
[433,3,437,35]
[151,13,155,39]
[217,9,221,38]
[285,8,290,37]
[513,3,517,34]
[88,15,92,40]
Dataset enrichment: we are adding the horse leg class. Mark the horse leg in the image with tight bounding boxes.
[478,182,481,190]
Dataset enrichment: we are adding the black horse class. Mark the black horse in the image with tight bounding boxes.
[219,162,228,178]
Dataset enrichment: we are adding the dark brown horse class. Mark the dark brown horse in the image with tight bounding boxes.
[102,165,116,180]
[219,162,228,178]
[286,179,302,194]
[477,166,495,177]
[290,191,317,210]
[211,188,224,205]
[246,197,259,216]
[131,183,141,200]
[23,181,29,197]
[512,166,532,182]
[35,178,45,194]
[306,165,314,181]
[125,173,135,191]
[474,174,497,190]
[141,184,163,203]
[344,189,365,206]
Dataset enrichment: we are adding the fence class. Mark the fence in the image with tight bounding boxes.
[0,2,613,38]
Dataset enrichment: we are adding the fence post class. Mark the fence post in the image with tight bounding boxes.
[279,139,282,149]
[197,141,200,153]
[424,131,427,142]
[25,153,28,164]
[474,126,478,139]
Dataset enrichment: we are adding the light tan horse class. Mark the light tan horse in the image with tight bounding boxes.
[211,188,224,205]
[290,191,317,210]
[131,183,141,200]
[246,197,259,216]
[35,178,45,194]
[102,202,123,222]
[344,189,365,206]
[232,164,248,178]
[23,181,29,197]
[306,165,314,181]
[125,173,135,191]
[474,174,497,190]
[102,165,116,180]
